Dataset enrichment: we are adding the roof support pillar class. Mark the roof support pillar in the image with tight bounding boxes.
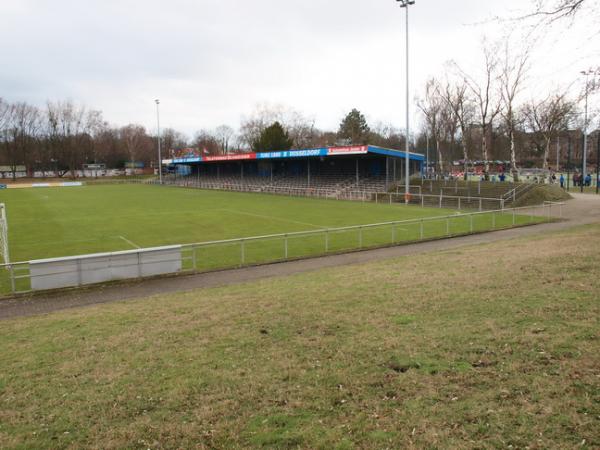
[386,157,390,190]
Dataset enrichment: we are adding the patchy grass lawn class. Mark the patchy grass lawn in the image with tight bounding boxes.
[0,225,599,449]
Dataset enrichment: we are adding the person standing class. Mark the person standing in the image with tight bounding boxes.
[560,174,565,189]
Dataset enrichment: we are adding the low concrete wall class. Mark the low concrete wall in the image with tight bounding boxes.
[29,246,182,291]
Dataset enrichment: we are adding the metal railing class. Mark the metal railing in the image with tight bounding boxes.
[374,192,506,211]
[0,202,562,297]
[161,178,510,210]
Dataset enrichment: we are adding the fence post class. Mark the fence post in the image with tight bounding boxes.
[420,219,424,240]
[77,258,83,285]
[284,235,288,259]
[479,198,482,212]
[458,197,461,210]
[478,180,481,195]
[492,212,496,230]
[501,199,505,210]
[240,239,245,266]
[192,247,197,270]
[359,227,363,248]
[446,218,450,236]
[9,264,16,294]
[421,194,424,208]
[439,193,442,208]
[325,230,329,252]
[470,214,474,233]
[392,224,396,244]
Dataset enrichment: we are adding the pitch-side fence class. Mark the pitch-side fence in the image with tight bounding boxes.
[154,179,509,211]
[0,204,9,266]
[0,202,563,296]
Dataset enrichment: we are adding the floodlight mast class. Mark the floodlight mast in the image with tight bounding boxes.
[155,99,162,184]
[397,0,415,203]
[580,68,600,191]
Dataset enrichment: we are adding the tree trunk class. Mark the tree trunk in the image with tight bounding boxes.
[461,138,469,181]
[543,137,551,171]
[481,124,490,179]
[437,139,444,175]
[509,128,519,182]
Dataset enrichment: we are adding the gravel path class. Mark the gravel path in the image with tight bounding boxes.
[1,194,599,320]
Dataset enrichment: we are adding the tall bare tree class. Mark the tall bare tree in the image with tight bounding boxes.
[441,75,476,179]
[214,125,235,154]
[453,42,502,177]
[418,79,446,174]
[522,92,575,170]
[46,101,100,177]
[499,41,530,181]
[120,124,148,173]
[9,103,42,178]
[525,0,589,22]
[239,104,317,150]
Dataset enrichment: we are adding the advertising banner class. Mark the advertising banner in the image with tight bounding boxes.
[203,153,257,162]
[327,145,368,156]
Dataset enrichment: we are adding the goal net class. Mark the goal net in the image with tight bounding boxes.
[0,203,9,265]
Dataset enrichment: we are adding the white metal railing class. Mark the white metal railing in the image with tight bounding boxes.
[0,203,9,265]
[162,178,509,210]
[0,202,563,296]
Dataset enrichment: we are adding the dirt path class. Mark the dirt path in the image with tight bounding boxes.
[1,194,599,320]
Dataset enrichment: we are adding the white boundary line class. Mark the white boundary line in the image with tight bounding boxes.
[119,235,141,249]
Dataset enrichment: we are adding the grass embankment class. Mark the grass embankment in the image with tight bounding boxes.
[513,184,572,207]
[1,224,598,449]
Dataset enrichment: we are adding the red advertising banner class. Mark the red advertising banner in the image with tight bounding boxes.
[203,153,257,162]
[327,145,368,155]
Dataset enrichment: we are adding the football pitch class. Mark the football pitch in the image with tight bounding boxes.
[0,185,544,261]
[2,184,458,260]
[2,184,541,261]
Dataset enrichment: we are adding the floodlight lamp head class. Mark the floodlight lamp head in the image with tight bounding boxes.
[155,99,160,104]
[397,0,415,7]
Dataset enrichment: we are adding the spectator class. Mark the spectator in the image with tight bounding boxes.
[499,172,506,182]
[585,173,592,187]
[560,174,565,188]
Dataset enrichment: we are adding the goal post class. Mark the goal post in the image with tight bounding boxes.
[0,203,9,265]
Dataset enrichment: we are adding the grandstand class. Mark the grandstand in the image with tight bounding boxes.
[166,145,424,197]
[164,144,539,208]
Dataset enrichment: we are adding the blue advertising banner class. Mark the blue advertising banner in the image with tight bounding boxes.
[256,148,329,159]
[173,157,202,164]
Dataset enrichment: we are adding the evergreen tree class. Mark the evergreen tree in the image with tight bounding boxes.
[252,121,293,152]
[338,109,370,144]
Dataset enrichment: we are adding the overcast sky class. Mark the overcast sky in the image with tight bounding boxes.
[1,0,597,138]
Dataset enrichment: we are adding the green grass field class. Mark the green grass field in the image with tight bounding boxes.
[1,224,598,448]
[0,184,546,294]
[1,185,542,262]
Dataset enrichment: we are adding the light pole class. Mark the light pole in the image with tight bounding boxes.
[155,99,163,184]
[398,0,415,203]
